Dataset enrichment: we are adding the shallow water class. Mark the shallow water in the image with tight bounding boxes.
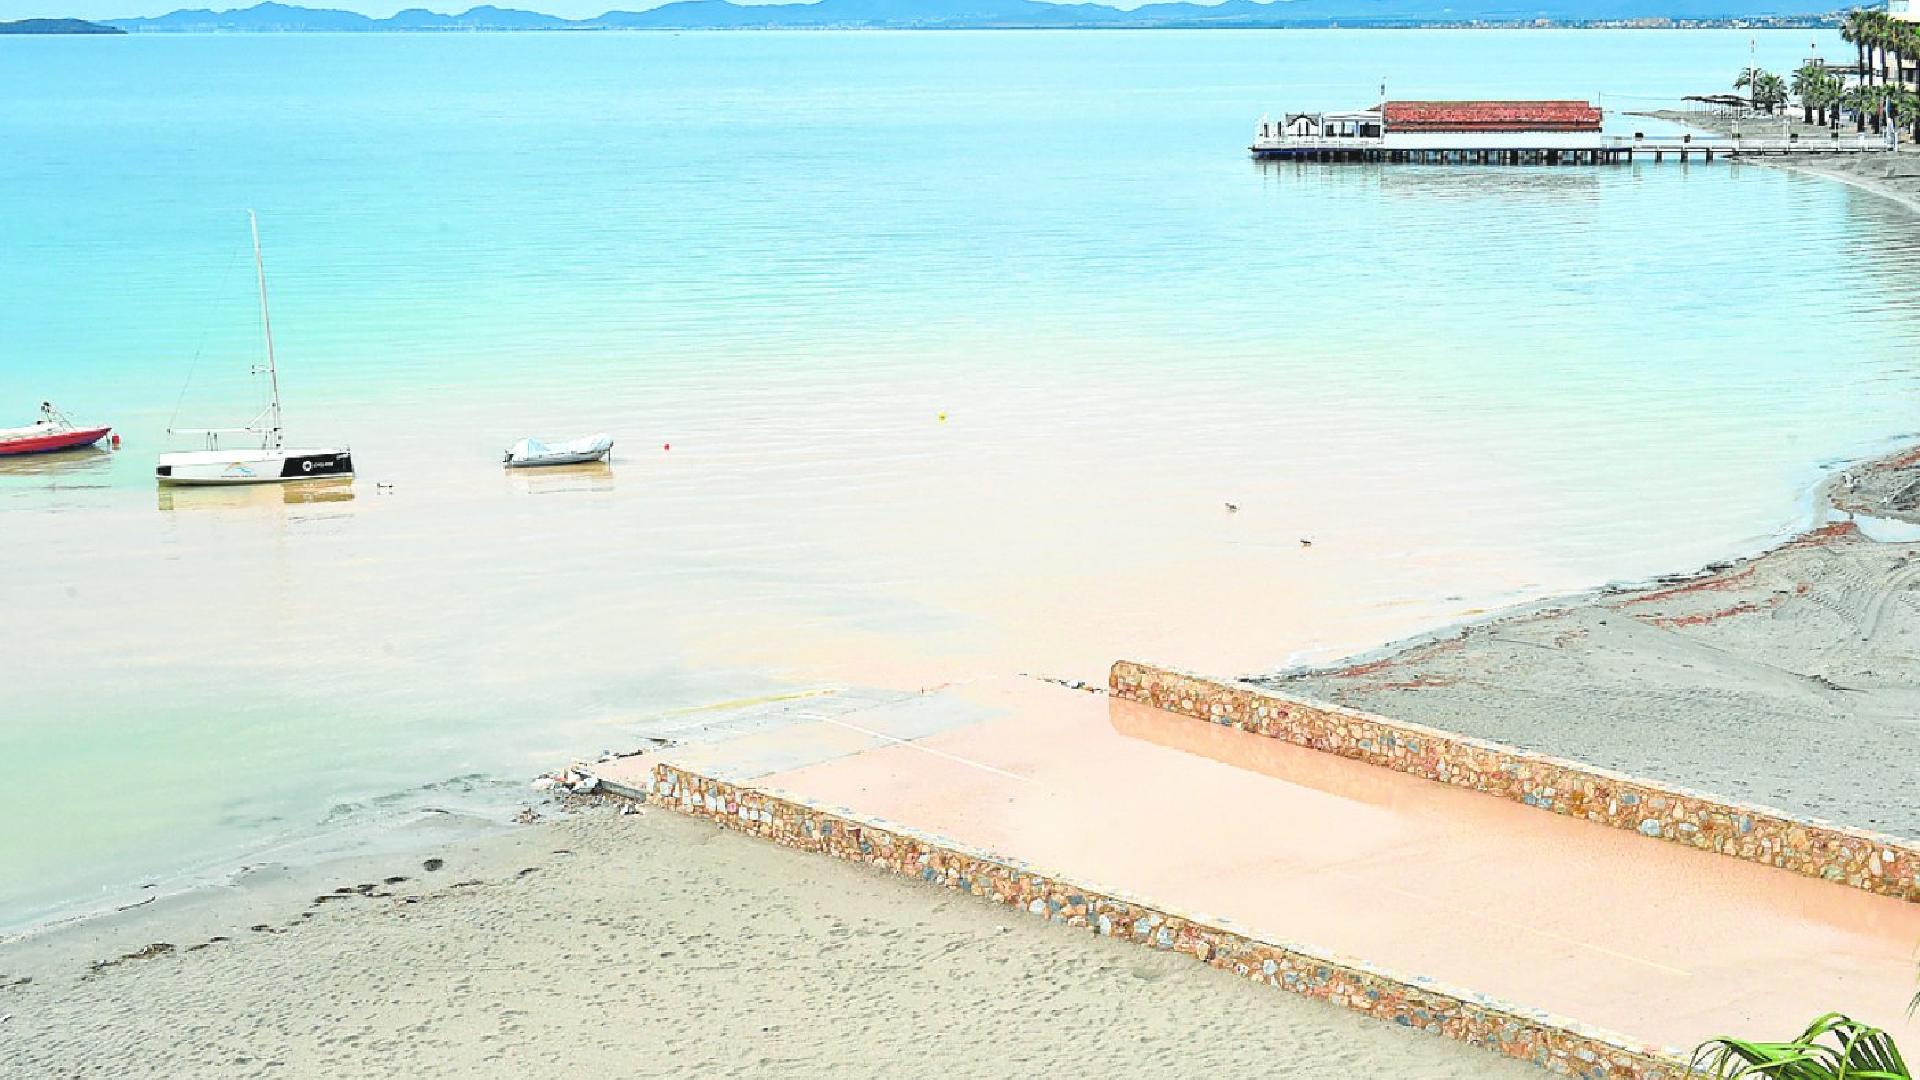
[4,28,1920,931]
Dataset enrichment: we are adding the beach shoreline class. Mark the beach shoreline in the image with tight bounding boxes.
[1273,439,1920,839]
[1631,108,1920,213]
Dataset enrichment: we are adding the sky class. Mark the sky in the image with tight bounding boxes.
[5,0,728,16]
[5,0,1170,22]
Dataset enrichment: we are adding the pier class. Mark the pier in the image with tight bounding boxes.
[1252,133,1896,164]
[1251,100,1896,164]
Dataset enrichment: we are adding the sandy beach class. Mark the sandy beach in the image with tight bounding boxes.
[0,802,1536,1079]
[1275,445,1920,839]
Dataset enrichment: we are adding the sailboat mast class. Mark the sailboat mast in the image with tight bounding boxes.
[249,210,284,450]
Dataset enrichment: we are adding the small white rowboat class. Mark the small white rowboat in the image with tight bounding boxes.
[504,433,613,468]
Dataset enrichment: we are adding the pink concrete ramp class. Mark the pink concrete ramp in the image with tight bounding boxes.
[658,678,1920,1057]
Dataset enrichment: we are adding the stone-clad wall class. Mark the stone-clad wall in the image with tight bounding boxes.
[643,761,1687,1080]
[1110,661,1919,903]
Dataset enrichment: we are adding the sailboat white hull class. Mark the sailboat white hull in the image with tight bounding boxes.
[156,447,353,486]
[158,213,352,487]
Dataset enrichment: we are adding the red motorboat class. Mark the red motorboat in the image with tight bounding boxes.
[0,403,112,457]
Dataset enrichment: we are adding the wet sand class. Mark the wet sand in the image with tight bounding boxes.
[1274,445,1920,839]
[0,803,1535,1080]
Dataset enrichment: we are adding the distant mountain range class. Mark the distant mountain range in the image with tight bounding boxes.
[99,0,1842,33]
[1,17,125,31]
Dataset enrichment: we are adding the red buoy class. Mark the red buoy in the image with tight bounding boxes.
[111,433,121,448]
[663,443,670,451]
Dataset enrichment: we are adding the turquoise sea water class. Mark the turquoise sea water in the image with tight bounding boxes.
[5,29,1920,930]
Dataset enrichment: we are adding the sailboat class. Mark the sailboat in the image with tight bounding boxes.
[156,211,353,486]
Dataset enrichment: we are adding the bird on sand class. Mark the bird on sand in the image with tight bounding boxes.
[1224,502,1239,513]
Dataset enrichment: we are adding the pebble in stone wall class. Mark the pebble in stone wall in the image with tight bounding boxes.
[1109,661,1919,904]
[647,762,1687,1080]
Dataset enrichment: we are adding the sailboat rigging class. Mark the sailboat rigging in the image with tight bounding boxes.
[156,211,353,486]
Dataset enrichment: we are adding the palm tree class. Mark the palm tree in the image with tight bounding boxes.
[1905,23,1920,90]
[1736,67,1788,113]
[1692,1013,1909,1079]
[1845,8,1873,87]
[1850,82,1894,134]
[1764,72,1790,115]
[1887,17,1909,93]
[1892,87,1920,143]
[1795,60,1824,123]
[1813,69,1846,127]
[1866,12,1887,87]
[1844,84,1878,131]
[1881,11,1896,85]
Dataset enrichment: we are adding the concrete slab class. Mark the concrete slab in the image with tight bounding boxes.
[654,677,1920,1056]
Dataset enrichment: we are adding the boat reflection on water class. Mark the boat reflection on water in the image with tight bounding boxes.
[505,460,615,496]
[0,445,115,481]
[285,479,356,505]
[157,477,356,512]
